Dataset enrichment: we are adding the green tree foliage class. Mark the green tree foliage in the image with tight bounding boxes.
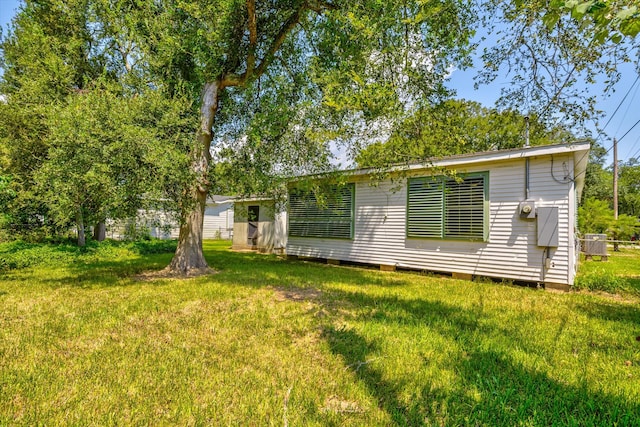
[618,158,640,217]
[33,85,192,245]
[91,0,477,272]
[0,0,98,239]
[579,197,614,234]
[8,1,633,269]
[546,1,640,41]
[478,0,638,130]
[0,175,16,238]
[355,99,574,168]
[609,214,639,241]
[579,144,640,242]
[1,0,477,263]
[0,0,193,245]
[581,141,613,203]
[579,197,639,240]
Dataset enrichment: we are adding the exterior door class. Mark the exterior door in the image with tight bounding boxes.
[247,205,259,245]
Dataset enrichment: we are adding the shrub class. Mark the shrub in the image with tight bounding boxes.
[0,241,79,272]
[129,239,177,255]
[122,220,151,241]
[0,239,177,273]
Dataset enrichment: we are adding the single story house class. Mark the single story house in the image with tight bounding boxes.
[202,195,235,239]
[147,195,234,240]
[232,197,287,253]
[286,141,590,289]
[108,195,235,240]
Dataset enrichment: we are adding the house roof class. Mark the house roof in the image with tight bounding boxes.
[352,140,590,173]
[207,195,235,204]
[232,196,277,204]
[368,141,590,200]
[293,140,591,200]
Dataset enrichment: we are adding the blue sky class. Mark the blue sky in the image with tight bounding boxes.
[1,0,638,165]
[447,49,640,164]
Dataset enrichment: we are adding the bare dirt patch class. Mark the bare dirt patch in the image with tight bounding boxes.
[272,286,322,302]
[321,395,365,414]
[135,267,217,281]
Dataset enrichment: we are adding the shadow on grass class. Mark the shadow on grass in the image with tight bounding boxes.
[2,245,231,288]
[0,240,80,255]
[4,238,447,290]
[40,255,176,288]
[572,298,640,325]
[322,289,640,425]
[625,277,640,294]
[23,243,298,289]
[4,243,639,423]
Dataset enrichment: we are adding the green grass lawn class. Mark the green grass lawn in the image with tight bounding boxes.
[1,240,639,425]
[576,246,640,295]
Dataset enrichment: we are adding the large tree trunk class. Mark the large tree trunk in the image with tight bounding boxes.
[76,208,86,247]
[93,221,106,241]
[167,187,209,273]
[166,81,220,274]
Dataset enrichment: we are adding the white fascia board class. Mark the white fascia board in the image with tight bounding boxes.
[572,144,591,203]
[342,141,592,178]
[206,195,236,205]
[233,197,275,204]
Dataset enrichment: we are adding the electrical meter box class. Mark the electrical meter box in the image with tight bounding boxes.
[519,199,536,219]
[537,206,559,247]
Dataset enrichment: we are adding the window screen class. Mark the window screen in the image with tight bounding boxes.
[408,174,487,240]
[289,184,354,239]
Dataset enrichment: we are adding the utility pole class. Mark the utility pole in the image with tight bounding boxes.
[613,138,618,220]
[613,138,619,251]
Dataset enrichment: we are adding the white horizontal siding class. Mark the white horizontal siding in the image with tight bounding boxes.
[138,203,234,240]
[158,204,234,240]
[287,154,576,285]
[203,203,234,239]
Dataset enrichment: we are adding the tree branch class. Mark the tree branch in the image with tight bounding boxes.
[220,73,244,87]
[221,1,336,89]
[119,41,133,73]
[252,3,306,78]
[306,0,337,14]
[246,0,257,79]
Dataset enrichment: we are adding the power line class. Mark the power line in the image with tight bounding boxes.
[628,135,640,161]
[601,75,640,135]
[588,75,640,162]
[600,117,640,164]
[618,117,640,144]
[596,115,640,159]
[613,79,640,138]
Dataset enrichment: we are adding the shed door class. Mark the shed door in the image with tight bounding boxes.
[247,205,259,244]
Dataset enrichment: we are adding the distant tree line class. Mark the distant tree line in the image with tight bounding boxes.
[580,143,640,241]
[1,0,638,272]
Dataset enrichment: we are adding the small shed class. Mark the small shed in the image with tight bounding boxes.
[286,141,590,289]
[232,198,287,253]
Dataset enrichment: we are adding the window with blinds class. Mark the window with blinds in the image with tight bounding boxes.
[288,184,355,239]
[407,174,488,240]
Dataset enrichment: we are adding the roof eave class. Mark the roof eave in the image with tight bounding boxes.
[349,141,592,177]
